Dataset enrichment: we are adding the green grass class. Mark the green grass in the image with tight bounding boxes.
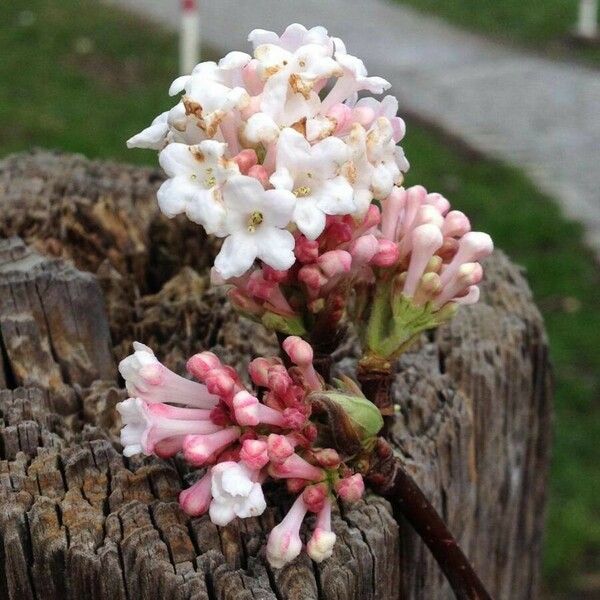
[1,0,599,595]
[396,0,600,66]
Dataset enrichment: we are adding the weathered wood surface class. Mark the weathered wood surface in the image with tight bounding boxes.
[0,151,552,599]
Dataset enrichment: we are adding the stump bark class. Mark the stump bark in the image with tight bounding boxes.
[0,151,552,600]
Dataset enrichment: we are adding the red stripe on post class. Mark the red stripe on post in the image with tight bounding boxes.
[182,0,197,12]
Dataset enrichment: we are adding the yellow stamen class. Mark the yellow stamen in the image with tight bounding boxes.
[293,186,311,198]
[247,211,264,232]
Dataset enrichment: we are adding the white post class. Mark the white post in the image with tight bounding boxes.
[180,0,200,74]
[577,0,598,39]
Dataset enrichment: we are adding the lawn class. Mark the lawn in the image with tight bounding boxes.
[1,0,599,595]
[396,0,600,66]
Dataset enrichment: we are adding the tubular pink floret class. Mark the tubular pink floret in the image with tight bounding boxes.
[183,426,241,466]
[439,232,494,286]
[435,262,484,308]
[381,186,406,241]
[317,250,352,278]
[266,495,308,568]
[147,403,213,421]
[414,204,444,229]
[403,224,444,297]
[453,285,481,305]
[179,470,212,516]
[270,453,325,482]
[335,473,365,502]
[400,185,428,238]
[240,439,269,470]
[267,365,293,396]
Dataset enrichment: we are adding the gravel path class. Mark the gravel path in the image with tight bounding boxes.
[109,0,600,258]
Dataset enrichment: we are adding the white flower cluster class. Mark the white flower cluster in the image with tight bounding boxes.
[128,24,408,279]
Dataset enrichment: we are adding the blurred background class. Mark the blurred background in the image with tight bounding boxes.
[1,1,598,597]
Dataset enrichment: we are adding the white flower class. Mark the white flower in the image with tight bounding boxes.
[366,117,409,198]
[214,175,296,278]
[321,40,390,111]
[209,461,266,526]
[169,52,252,137]
[118,341,218,408]
[352,95,406,143]
[243,112,280,145]
[248,23,333,53]
[157,140,239,235]
[252,26,341,127]
[117,397,148,457]
[118,342,159,397]
[270,128,354,239]
[127,112,169,150]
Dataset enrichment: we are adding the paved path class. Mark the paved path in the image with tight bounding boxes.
[110,0,600,258]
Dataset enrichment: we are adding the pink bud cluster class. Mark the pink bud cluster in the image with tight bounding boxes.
[223,184,492,338]
[116,336,365,568]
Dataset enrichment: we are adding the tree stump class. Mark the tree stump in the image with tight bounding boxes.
[0,151,552,599]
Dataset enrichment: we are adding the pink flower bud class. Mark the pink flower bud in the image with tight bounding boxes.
[353,105,376,128]
[262,265,288,283]
[414,204,444,229]
[453,285,481,305]
[313,448,341,469]
[326,219,353,245]
[317,250,352,277]
[233,149,258,174]
[205,368,237,399]
[400,185,427,238]
[267,434,295,464]
[442,210,471,238]
[283,407,307,430]
[154,435,185,458]
[247,164,269,187]
[232,391,260,426]
[187,352,222,380]
[282,336,314,366]
[183,427,241,466]
[349,234,379,266]
[248,357,281,387]
[179,470,212,517]
[425,192,450,216]
[302,482,328,513]
[371,239,399,267]
[298,264,328,291]
[247,270,277,300]
[335,474,365,502]
[286,478,309,494]
[240,439,269,470]
[267,364,293,396]
[294,236,320,263]
[209,403,230,427]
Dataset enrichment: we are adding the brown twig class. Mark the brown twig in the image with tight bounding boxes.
[368,438,493,599]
